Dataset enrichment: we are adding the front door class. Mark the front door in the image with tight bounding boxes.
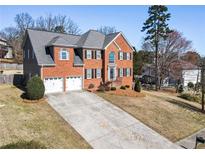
[108,66,116,81]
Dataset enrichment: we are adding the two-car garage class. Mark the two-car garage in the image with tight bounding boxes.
[44,76,82,94]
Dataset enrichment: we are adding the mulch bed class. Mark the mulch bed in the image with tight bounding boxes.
[106,89,145,97]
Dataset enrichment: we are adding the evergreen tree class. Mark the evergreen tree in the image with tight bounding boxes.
[141,5,172,90]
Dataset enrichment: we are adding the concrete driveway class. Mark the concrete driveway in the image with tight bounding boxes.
[47,91,180,149]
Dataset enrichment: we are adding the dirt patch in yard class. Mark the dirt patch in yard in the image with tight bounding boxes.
[97,91,205,143]
[106,89,145,97]
[0,84,91,149]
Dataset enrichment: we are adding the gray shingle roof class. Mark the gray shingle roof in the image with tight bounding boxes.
[27,29,80,65]
[26,29,128,65]
[103,32,120,48]
[76,30,105,49]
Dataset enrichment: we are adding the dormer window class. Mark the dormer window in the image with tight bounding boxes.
[60,48,69,60]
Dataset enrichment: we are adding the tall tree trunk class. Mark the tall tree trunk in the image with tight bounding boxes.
[155,41,159,91]
[201,64,205,112]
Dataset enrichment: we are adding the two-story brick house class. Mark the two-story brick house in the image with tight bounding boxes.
[23,29,134,93]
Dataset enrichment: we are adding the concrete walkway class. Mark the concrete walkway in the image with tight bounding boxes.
[47,91,180,149]
[177,128,205,149]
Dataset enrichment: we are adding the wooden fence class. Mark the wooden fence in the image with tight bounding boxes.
[0,74,24,85]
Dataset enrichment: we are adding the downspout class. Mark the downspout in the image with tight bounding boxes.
[41,64,44,80]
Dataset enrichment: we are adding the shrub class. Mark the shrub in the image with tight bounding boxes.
[88,83,95,89]
[98,85,105,92]
[26,76,45,100]
[188,82,194,90]
[125,85,130,88]
[0,140,46,149]
[195,82,201,92]
[111,87,116,91]
[178,84,184,93]
[120,86,126,90]
[134,79,141,92]
[179,93,200,103]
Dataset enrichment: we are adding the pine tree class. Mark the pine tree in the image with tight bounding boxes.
[141,5,172,91]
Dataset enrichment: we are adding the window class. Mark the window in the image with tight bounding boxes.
[96,69,101,78]
[119,68,123,77]
[86,69,92,79]
[126,68,130,77]
[32,50,34,59]
[96,50,101,59]
[119,52,123,60]
[109,52,115,63]
[86,50,92,59]
[127,53,130,60]
[27,49,30,59]
[23,50,25,59]
[60,49,69,60]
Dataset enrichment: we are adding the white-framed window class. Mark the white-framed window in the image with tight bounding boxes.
[96,69,101,78]
[27,49,30,59]
[109,52,115,63]
[119,52,123,60]
[127,53,130,60]
[60,48,69,60]
[126,68,130,77]
[32,50,34,59]
[119,68,123,77]
[96,50,101,59]
[86,50,92,59]
[86,69,92,79]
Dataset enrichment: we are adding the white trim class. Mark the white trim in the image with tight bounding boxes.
[104,32,134,51]
[86,50,92,59]
[60,48,69,60]
[104,33,121,50]
[113,41,121,50]
[96,68,101,79]
[86,68,92,79]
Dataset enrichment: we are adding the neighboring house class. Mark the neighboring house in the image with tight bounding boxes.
[23,29,134,93]
[179,61,201,87]
[140,60,200,87]
[0,37,13,59]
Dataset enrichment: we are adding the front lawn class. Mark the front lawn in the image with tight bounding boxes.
[97,90,205,142]
[0,84,91,149]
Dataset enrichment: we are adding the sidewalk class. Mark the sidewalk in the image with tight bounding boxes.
[177,128,205,149]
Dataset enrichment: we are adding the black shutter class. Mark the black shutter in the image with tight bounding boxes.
[85,69,87,79]
[95,50,97,59]
[118,52,120,60]
[118,68,120,77]
[130,53,132,60]
[92,69,95,78]
[130,68,132,76]
[85,50,87,59]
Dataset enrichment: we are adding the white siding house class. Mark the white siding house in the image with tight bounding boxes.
[182,69,201,87]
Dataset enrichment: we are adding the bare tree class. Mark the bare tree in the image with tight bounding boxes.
[36,14,56,31]
[97,26,117,35]
[15,13,34,37]
[142,30,192,87]
[36,14,81,35]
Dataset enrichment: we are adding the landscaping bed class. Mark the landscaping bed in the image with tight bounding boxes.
[106,88,145,97]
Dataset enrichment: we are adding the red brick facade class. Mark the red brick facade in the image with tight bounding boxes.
[41,34,133,91]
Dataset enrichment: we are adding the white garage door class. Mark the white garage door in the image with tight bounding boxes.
[44,77,64,94]
[66,76,82,91]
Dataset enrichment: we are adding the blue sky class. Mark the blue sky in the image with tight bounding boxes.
[0,5,205,55]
